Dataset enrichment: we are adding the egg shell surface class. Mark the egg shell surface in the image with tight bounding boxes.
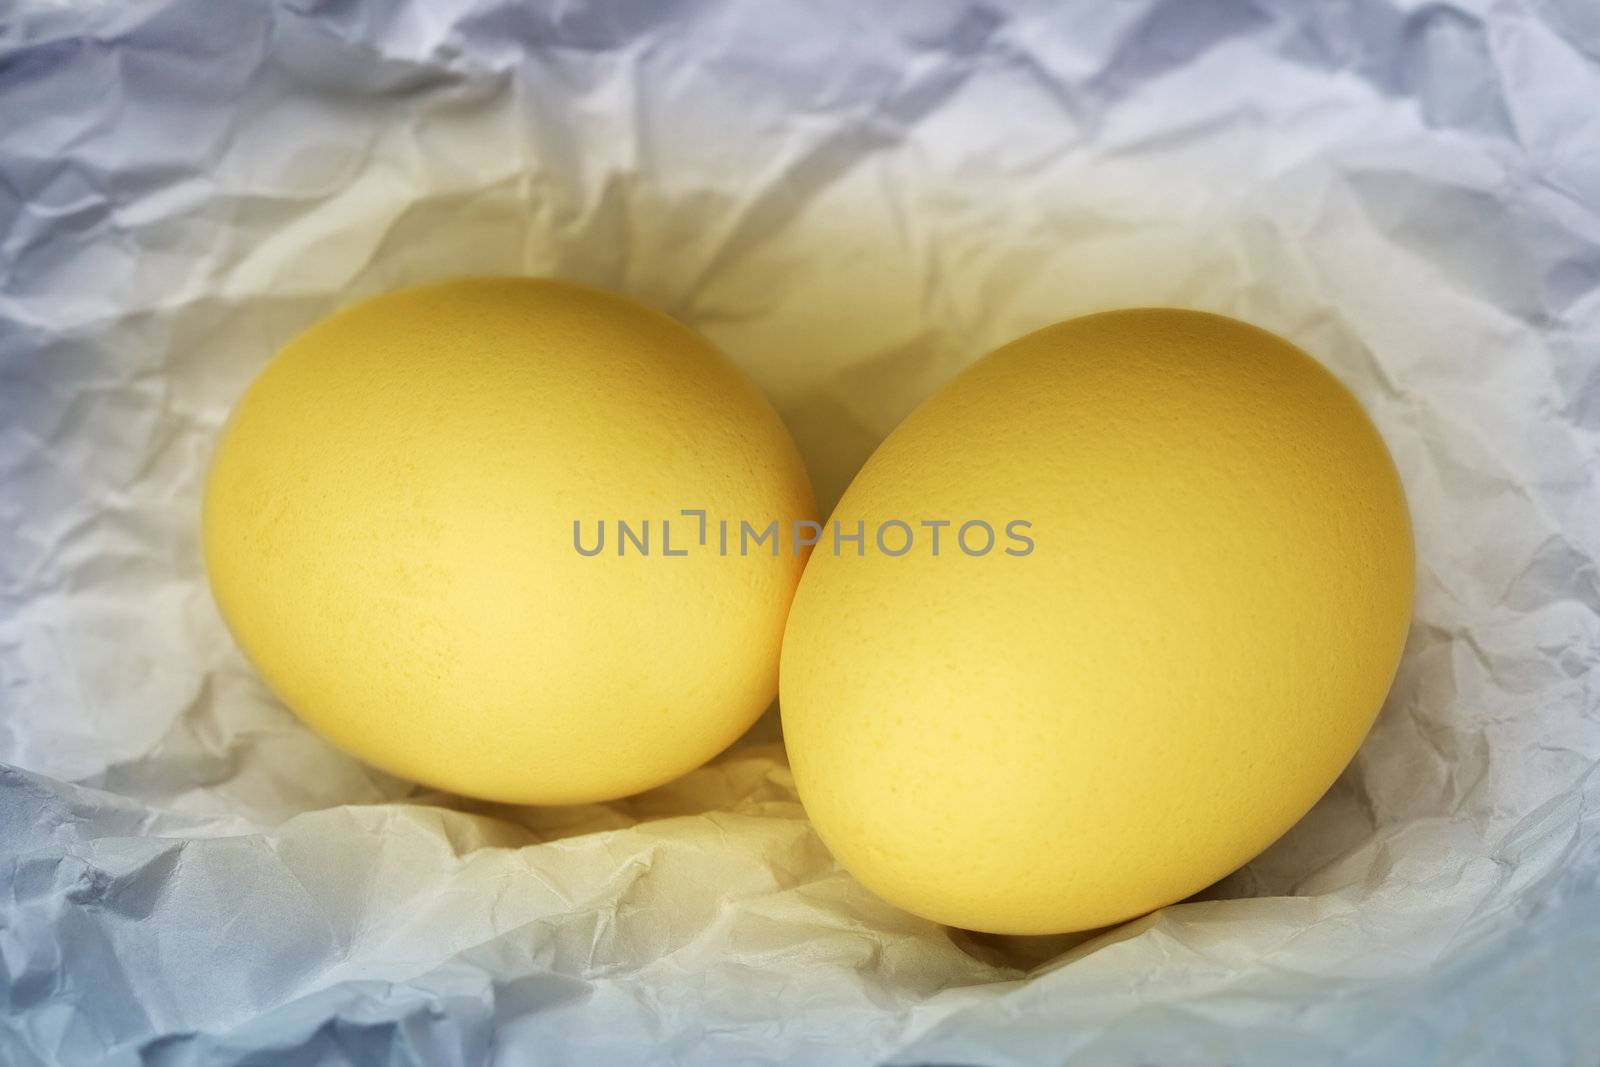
[779,308,1414,934]
[204,277,816,805]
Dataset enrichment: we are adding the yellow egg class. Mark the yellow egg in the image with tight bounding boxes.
[780,309,1413,934]
[204,277,815,804]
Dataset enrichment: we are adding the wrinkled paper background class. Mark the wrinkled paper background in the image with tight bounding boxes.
[3,0,1599,1063]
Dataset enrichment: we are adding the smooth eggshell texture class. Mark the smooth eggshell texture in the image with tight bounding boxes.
[779,308,1413,934]
[204,277,815,804]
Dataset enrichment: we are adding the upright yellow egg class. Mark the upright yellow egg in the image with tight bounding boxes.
[204,277,815,805]
[780,309,1413,935]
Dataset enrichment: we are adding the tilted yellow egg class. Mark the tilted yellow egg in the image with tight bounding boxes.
[203,277,815,804]
[779,309,1413,934]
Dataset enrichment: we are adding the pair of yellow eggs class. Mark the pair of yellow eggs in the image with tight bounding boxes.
[204,278,1413,935]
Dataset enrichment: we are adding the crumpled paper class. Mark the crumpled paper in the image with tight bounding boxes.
[2,0,1598,1062]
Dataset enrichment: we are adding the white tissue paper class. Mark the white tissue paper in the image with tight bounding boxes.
[3,0,1598,1063]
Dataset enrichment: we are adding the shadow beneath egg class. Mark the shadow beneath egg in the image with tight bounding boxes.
[405,737,803,847]
[946,926,1106,973]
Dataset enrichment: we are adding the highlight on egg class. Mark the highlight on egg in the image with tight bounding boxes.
[779,308,1414,936]
[202,276,816,805]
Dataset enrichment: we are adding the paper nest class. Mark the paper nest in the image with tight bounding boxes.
[2,0,1597,1063]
